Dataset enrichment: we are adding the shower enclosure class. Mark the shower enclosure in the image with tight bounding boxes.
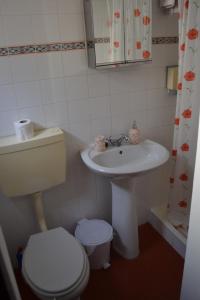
[150,0,200,257]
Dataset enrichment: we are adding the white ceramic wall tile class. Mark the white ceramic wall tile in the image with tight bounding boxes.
[110,68,147,94]
[90,117,111,140]
[153,13,178,37]
[62,50,88,77]
[0,110,18,136]
[70,120,91,143]
[0,57,12,85]
[146,105,176,128]
[43,102,67,127]
[14,81,42,108]
[145,67,166,90]
[68,99,90,123]
[111,110,146,136]
[10,55,38,83]
[88,73,110,98]
[29,0,58,15]
[0,16,6,47]
[88,96,110,119]
[36,53,63,79]
[0,0,3,14]
[110,90,147,115]
[18,106,45,129]
[66,75,89,101]
[152,44,178,67]
[40,78,66,104]
[32,14,60,43]
[1,0,32,15]
[147,88,177,109]
[3,15,33,46]
[57,0,83,14]
[0,84,17,111]
[147,125,174,150]
[58,13,85,42]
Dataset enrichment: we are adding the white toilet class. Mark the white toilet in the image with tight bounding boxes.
[22,228,89,300]
[0,127,90,300]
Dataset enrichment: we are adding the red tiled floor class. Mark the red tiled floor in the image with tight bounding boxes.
[16,223,184,300]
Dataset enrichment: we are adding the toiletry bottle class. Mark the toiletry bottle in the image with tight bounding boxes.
[129,121,140,145]
[94,135,106,152]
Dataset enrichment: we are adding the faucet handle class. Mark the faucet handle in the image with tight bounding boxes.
[120,134,129,143]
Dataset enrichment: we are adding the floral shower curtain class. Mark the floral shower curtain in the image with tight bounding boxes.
[168,0,200,236]
[107,0,152,62]
[107,0,125,63]
[124,0,152,61]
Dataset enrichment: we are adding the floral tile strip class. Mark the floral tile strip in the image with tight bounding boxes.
[93,36,178,45]
[0,37,178,57]
[152,36,178,44]
[0,48,9,56]
[8,45,36,55]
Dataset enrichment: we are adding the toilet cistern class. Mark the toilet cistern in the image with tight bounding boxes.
[0,128,90,300]
[0,127,66,231]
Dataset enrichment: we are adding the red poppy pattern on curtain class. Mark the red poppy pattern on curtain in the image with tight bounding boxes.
[168,0,200,234]
[106,0,125,63]
[124,0,152,61]
[106,0,152,62]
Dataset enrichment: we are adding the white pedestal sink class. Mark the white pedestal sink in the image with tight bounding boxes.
[81,140,169,259]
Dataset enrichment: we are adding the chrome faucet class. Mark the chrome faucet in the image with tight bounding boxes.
[105,134,129,147]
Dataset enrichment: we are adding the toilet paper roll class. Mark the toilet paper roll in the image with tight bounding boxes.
[14,119,34,141]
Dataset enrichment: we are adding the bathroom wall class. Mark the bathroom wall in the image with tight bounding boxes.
[0,0,178,264]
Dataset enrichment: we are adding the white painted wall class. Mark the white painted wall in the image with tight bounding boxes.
[181,114,200,300]
[0,0,178,264]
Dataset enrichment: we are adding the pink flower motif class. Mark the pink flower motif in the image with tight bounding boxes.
[134,9,141,17]
[136,41,141,49]
[181,143,189,152]
[177,82,182,90]
[187,28,199,40]
[143,16,151,25]
[180,43,185,51]
[184,71,195,81]
[106,19,112,28]
[179,173,188,182]
[143,50,151,59]
[114,41,120,48]
[175,118,180,125]
[178,200,187,208]
[182,108,192,119]
[114,10,120,19]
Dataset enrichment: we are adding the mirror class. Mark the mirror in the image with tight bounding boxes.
[84,0,152,68]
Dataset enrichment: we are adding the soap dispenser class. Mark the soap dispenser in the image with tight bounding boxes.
[129,121,140,145]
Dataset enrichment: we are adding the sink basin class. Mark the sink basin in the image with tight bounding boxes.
[81,139,169,260]
[81,140,169,177]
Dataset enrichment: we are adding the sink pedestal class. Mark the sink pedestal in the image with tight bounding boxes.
[111,178,139,259]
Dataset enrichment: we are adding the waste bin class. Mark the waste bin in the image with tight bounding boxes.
[75,219,113,270]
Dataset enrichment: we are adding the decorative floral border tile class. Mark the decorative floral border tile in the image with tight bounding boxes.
[152,36,178,44]
[0,37,178,57]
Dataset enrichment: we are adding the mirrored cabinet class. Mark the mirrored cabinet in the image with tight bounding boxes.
[84,0,152,68]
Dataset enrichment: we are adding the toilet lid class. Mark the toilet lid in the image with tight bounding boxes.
[23,227,84,294]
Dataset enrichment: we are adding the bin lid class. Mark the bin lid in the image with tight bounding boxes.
[75,219,113,246]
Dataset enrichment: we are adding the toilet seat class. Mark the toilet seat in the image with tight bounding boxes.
[22,227,89,298]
